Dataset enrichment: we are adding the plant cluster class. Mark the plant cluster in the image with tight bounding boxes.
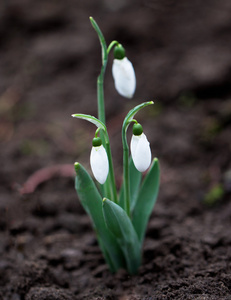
[72,17,160,274]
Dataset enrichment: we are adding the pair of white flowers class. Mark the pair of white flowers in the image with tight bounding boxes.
[91,128,151,185]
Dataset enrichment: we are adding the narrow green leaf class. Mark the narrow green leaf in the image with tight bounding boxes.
[72,113,106,132]
[103,198,141,274]
[89,17,107,64]
[132,158,160,244]
[74,162,125,272]
[122,101,154,133]
[119,158,142,211]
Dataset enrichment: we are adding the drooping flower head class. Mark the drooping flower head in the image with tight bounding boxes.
[112,44,136,98]
[90,137,109,184]
[130,123,152,172]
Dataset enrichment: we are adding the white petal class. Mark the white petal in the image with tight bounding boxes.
[90,145,109,184]
[112,57,136,98]
[130,133,152,172]
[130,134,139,158]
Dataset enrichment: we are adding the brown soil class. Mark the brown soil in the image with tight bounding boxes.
[1,1,231,299]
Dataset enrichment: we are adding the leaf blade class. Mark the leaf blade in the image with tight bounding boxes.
[74,162,125,272]
[132,158,160,244]
[72,113,106,132]
[89,17,107,64]
[122,101,154,133]
[103,198,141,274]
[119,158,142,211]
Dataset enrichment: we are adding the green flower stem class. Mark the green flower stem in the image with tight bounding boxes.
[90,16,108,124]
[105,139,118,204]
[97,55,109,197]
[121,101,154,217]
[121,121,131,217]
[90,17,118,203]
[98,69,117,203]
[97,71,106,124]
[121,119,137,216]
[107,41,119,55]
[97,64,117,202]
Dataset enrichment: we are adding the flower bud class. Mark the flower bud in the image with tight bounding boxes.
[132,123,143,136]
[90,138,109,184]
[130,126,151,172]
[113,44,126,60]
[92,137,102,147]
[112,56,136,99]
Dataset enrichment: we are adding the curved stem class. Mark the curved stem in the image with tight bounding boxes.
[107,40,118,55]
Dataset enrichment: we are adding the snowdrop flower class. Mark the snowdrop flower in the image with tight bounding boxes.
[112,44,136,98]
[130,123,151,172]
[90,137,109,184]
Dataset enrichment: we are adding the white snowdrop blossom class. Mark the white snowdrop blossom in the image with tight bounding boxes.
[90,145,109,184]
[130,133,152,172]
[112,57,136,98]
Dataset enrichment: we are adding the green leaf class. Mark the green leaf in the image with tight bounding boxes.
[122,101,154,133]
[89,17,107,64]
[132,158,160,244]
[119,158,142,211]
[72,113,106,132]
[74,162,125,272]
[103,198,141,274]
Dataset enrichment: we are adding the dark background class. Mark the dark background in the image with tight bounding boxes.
[0,1,231,299]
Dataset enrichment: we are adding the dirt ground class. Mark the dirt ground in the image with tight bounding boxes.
[1,0,231,299]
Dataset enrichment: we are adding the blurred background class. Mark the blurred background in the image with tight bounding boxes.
[0,0,231,199]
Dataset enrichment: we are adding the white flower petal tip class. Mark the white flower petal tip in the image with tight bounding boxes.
[90,145,109,184]
[130,133,152,172]
[112,57,136,98]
